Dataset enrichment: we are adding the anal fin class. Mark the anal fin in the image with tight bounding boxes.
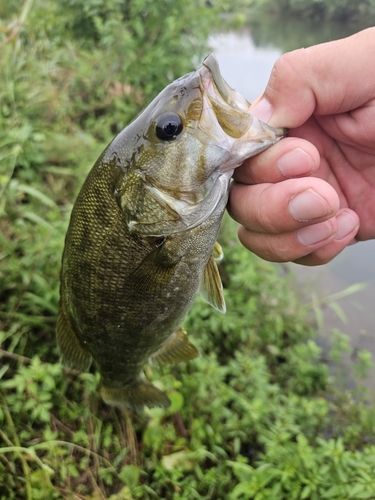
[100,381,171,410]
[150,327,199,366]
[56,307,92,371]
[200,252,226,313]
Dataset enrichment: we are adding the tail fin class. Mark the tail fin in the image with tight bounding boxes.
[100,381,171,410]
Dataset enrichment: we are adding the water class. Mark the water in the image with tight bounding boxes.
[207,31,281,103]
[209,27,375,389]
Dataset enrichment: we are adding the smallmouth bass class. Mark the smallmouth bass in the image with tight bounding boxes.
[57,54,286,410]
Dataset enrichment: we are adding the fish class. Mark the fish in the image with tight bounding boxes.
[56,54,286,410]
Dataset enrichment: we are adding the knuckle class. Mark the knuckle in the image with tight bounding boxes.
[273,50,303,77]
[263,239,295,263]
[294,251,333,266]
[268,49,310,104]
[244,233,297,264]
[255,197,282,234]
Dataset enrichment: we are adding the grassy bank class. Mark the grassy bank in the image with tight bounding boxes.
[1,1,375,499]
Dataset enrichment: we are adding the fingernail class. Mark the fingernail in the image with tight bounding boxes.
[250,98,273,122]
[277,148,315,178]
[297,221,334,246]
[289,189,331,222]
[335,211,359,240]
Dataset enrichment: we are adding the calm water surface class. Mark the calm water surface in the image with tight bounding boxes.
[209,29,375,388]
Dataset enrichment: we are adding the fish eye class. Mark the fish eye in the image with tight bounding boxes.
[155,113,183,141]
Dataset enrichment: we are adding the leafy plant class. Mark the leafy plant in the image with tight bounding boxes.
[2,1,375,499]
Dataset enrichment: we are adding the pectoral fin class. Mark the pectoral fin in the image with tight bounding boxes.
[200,253,226,313]
[150,327,199,366]
[125,240,179,294]
[212,241,224,261]
[56,307,92,371]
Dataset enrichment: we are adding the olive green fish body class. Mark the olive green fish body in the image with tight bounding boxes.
[59,157,225,371]
[57,54,286,409]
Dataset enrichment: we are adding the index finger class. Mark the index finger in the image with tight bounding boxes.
[234,136,320,185]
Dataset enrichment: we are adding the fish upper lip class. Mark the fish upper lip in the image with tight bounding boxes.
[198,53,250,115]
[200,54,233,106]
[198,56,224,103]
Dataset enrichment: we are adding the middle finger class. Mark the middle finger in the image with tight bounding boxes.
[234,137,320,184]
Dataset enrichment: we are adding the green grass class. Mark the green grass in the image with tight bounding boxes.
[2,1,375,499]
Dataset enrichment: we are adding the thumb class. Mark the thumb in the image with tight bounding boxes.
[250,27,375,129]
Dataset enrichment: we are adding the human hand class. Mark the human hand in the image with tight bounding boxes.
[228,27,375,265]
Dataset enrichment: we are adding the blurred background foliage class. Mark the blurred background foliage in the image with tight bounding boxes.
[1,0,375,499]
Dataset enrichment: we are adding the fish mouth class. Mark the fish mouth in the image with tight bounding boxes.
[201,54,250,111]
[198,53,286,159]
[198,54,253,139]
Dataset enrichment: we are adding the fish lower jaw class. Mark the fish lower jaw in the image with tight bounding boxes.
[221,125,286,171]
